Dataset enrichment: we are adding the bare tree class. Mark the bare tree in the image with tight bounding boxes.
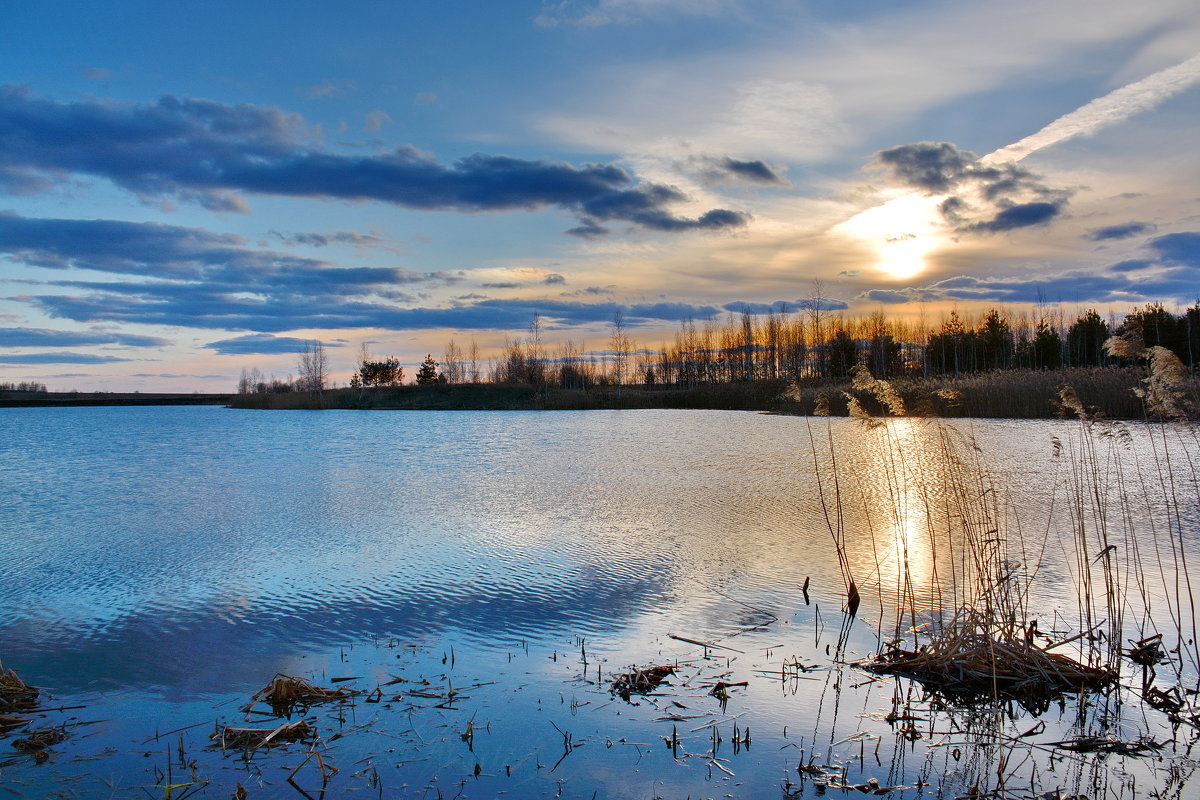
[610,310,632,389]
[297,340,328,394]
[443,339,464,384]
[467,339,481,383]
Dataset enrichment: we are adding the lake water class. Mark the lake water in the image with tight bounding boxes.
[1,406,1197,798]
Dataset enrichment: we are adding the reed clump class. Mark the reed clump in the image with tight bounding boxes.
[868,619,1117,705]
[245,674,358,715]
[611,665,675,700]
[213,720,317,750]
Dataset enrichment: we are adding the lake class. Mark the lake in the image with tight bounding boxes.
[1,405,1197,798]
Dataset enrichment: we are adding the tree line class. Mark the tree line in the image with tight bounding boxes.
[235,301,1199,395]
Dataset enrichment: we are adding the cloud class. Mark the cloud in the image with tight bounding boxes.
[874,141,1071,234]
[0,351,133,365]
[0,213,448,293]
[1085,221,1156,241]
[543,273,566,284]
[0,327,169,348]
[0,87,749,235]
[723,298,849,314]
[28,278,723,332]
[267,229,399,252]
[988,52,1200,164]
[565,219,610,238]
[719,157,785,185]
[1148,231,1200,267]
[856,237,1200,305]
[301,79,357,99]
[205,334,341,355]
[961,201,1064,234]
[536,0,734,27]
[364,110,391,131]
[84,67,112,81]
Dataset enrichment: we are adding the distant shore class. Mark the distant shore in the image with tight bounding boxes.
[6,366,1192,418]
[0,391,234,408]
[228,366,1190,419]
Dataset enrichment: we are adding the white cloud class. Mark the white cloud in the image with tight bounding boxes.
[537,0,1200,166]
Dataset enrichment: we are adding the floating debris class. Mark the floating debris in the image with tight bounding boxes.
[0,714,30,735]
[612,665,675,700]
[245,674,359,715]
[213,719,317,751]
[12,724,68,752]
[1127,634,1165,666]
[0,665,38,712]
[1051,736,1162,755]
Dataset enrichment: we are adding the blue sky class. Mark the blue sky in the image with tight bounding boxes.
[2,0,1198,390]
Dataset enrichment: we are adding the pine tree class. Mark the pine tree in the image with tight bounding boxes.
[416,354,439,385]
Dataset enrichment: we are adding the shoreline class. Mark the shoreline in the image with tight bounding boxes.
[228,366,1184,419]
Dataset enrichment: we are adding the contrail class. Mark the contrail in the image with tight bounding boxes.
[984,52,1200,164]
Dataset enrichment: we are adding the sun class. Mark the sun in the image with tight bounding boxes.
[833,193,946,280]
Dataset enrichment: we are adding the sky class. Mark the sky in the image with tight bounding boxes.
[1,0,1199,391]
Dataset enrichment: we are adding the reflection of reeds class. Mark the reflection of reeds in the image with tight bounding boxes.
[809,345,1200,795]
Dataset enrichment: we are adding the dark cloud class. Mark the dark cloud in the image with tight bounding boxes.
[1085,222,1155,241]
[1148,232,1200,267]
[28,282,721,333]
[876,142,976,194]
[542,273,566,284]
[205,334,341,355]
[564,219,610,238]
[857,251,1200,306]
[0,351,132,364]
[0,327,169,347]
[0,87,748,235]
[481,282,520,289]
[268,229,395,250]
[963,201,1063,234]
[720,158,784,185]
[874,141,1071,235]
[0,213,449,295]
[1110,259,1153,272]
[131,373,225,379]
[723,298,850,314]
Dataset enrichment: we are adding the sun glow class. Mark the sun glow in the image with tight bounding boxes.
[833,193,946,279]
